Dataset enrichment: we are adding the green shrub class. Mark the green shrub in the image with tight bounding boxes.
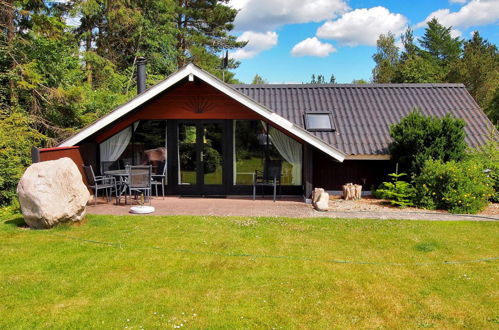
[389,110,466,175]
[0,112,46,206]
[466,135,499,202]
[374,166,415,207]
[413,159,494,214]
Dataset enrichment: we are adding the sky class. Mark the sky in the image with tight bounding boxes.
[228,0,499,84]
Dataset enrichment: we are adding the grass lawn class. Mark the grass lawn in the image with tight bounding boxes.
[1,213,498,329]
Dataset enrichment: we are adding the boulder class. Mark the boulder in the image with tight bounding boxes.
[312,187,329,212]
[17,157,90,229]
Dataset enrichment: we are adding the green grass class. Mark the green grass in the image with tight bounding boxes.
[1,213,498,329]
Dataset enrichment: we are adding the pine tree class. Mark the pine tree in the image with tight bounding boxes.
[419,18,463,68]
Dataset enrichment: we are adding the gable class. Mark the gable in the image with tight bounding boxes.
[59,64,347,162]
[95,79,263,143]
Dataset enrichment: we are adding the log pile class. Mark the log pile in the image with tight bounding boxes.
[342,183,362,200]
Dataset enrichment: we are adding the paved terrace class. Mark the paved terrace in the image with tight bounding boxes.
[87,196,499,221]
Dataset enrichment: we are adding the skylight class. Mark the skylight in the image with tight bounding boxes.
[304,112,335,131]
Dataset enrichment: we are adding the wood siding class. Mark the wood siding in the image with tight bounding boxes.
[313,149,392,191]
[95,80,265,143]
[39,146,87,185]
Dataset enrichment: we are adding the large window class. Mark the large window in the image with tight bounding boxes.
[233,120,302,185]
[99,120,167,178]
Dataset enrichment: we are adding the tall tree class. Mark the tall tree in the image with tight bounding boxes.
[175,0,246,78]
[448,31,499,110]
[419,18,463,69]
[372,32,399,83]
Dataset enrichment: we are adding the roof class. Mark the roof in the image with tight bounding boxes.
[233,83,495,155]
[58,64,347,162]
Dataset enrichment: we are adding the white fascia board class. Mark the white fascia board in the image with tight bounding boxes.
[59,65,194,147]
[59,64,346,162]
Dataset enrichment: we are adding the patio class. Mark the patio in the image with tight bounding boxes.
[86,196,499,221]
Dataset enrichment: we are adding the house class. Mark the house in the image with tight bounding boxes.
[33,62,494,199]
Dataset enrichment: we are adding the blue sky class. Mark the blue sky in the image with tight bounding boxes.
[228,0,499,84]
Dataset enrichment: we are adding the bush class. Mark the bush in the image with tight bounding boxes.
[374,166,415,207]
[413,159,494,214]
[389,110,466,175]
[466,135,499,202]
[0,112,46,206]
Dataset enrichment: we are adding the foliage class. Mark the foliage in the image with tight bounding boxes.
[374,165,415,207]
[413,159,494,214]
[308,74,336,84]
[466,133,499,202]
[351,78,368,84]
[448,31,499,112]
[372,32,399,83]
[419,18,463,69]
[0,111,45,206]
[486,88,499,126]
[389,110,467,175]
[372,19,499,125]
[251,74,267,84]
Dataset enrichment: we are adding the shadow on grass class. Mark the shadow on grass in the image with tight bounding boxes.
[4,216,28,228]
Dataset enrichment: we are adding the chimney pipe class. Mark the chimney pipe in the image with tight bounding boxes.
[137,57,146,94]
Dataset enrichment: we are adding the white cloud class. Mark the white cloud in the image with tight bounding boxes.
[449,0,468,3]
[291,37,336,57]
[231,31,278,59]
[416,0,499,29]
[450,28,462,38]
[230,0,349,31]
[316,7,408,47]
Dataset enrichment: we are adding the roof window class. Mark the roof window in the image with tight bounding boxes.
[304,112,335,131]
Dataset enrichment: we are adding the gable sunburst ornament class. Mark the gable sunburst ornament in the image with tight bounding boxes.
[183,95,216,114]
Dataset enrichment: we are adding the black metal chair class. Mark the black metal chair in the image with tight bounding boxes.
[253,160,282,202]
[100,160,119,175]
[124,165,152,205]
[83,165,117,205]
[151,161,166,199]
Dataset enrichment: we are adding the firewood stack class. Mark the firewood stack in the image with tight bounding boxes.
[342,183,362,200]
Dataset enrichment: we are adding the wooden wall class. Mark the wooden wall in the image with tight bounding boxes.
[38,146,87,185]
[313,149,392,191]
[95,79,265,143]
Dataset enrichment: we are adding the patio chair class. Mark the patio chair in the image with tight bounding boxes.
[253,159,282,202]
[124,165,152,205]
[151,161,166,199]
[83,165,117,205]
[100,160,119,175]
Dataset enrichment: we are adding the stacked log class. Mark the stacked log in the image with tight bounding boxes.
[342,183,362,200]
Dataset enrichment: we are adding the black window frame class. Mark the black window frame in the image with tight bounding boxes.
[304,112,335,132]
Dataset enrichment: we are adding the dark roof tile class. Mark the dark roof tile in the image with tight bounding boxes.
[233,83,494,155]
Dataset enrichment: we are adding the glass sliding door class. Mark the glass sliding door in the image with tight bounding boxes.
[178,123,197,185]
[203,123,223,185]
[175,121,226,195]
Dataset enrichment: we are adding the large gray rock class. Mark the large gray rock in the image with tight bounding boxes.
[17,157,90,229]
[312,188,329,212]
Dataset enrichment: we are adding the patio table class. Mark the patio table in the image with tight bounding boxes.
[104,169,149,204]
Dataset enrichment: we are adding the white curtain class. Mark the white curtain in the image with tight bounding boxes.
[268,125,302,185]
[99,122,139,162]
